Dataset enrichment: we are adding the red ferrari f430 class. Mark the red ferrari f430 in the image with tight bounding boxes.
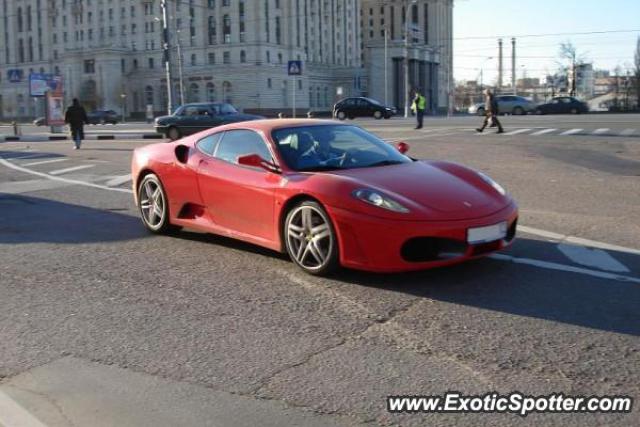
[132,119,517,275]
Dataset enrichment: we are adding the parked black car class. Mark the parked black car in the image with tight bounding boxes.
[87,110,119,124]
[155,103,263,141]
[333,97,395,120]
[535,97,589,115]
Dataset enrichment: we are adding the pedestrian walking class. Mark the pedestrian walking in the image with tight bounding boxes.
[476,88,504,134]
[411,89,426,129]
[64,98,88,149]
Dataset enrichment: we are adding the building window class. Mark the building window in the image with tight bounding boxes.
[240,50,246,63]
[223,15,231,43]
[133,59,138,69]
[191,54,197,65]
[208,0,215,9]
[266,51,270,63]
[188,83,200,102]
[145,86,154,106]
[223,51,230,64]
[222,81,232,103]
[267,78,272,89]
[239,1,245,42]
[206,82,216,102]
[17,8,23,32]
[275,17,281,44]
[208,16,217,45]
[208,52,215,64]
[277,53,282,64]
[121,59,126,73]
[148,57,154,68]
[84,59,95,74]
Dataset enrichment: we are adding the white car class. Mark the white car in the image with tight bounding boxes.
[468,95,536,116]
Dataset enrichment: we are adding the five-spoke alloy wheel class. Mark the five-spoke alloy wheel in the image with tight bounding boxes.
[138,174,173,233]
[285,201,339,275]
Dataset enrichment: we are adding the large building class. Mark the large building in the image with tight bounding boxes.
[0,0,452,120]
[361,0,453,114]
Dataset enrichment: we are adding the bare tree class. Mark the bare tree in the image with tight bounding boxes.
[558,41,587,96]
[634,36,640,109]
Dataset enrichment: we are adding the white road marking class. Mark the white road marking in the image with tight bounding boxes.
[557,243,630,273]
[619,128,635,136]
[22,158,68,167]
[0,157,132,193]
[519,225,640,256]
[0,389,49,427]
[49,164,96,175]
[592,128,610,135]
[490,254,640,284]
[503,128,532,136]
[105,173,132,187]
[530,128,557,136]
[559,128,583,136]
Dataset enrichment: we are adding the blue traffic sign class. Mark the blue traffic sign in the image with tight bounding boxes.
[8,69,23,83]
[287,60,302,76]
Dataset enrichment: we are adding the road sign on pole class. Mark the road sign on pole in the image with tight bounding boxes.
[287,61,302,118]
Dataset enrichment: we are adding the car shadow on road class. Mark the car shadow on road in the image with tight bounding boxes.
[0,193,147,244]
[331,238,640,337]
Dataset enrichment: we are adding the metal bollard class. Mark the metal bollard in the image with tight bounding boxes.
[12,121,20,136]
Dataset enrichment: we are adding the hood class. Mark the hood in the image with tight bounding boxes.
[322,161,511,221]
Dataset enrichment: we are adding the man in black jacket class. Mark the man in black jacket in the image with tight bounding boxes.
[65,98,88,149]
[476,89,504,134]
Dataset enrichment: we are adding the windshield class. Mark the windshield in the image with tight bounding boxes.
[272,125,412,171]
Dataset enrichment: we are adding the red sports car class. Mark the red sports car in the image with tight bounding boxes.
[132,119,518,275]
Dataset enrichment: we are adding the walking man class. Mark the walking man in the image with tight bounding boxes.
[65,98,88,149]
[411,89,426,129]
[476,88,504,134]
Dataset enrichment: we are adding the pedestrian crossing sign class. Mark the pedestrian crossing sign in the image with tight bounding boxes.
[8,69,23,82]
[287,60,302,76]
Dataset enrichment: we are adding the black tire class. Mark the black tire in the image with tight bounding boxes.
[137,174,179,234]
[284,200,339,276]
[167,126,181,141]
[336,111,347,121]
[513,106,524,115]
[373,110,383,120]
[570,108,578,114]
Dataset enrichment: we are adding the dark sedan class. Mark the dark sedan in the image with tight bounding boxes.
[87,110,119,124]
[535,97,589,115]
[333,97,395,120]
[155,103,263,141]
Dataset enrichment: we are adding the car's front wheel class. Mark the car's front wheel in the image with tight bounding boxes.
[513,106,524,115]
[137,174,175,234]
[373,110,383,120]
[284,201,339,276]
[336,111,347,120]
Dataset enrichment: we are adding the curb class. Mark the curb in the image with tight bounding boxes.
[1,134,164,142]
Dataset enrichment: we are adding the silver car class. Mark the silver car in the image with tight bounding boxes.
[468,95,536,116]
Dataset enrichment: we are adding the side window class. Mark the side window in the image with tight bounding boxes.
[196,132,222,155]
[214,130,273,165]
[196,106,210,116]
[184,106,199,116]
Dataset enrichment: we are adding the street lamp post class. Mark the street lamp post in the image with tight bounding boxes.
[384,27,388,106]
[120,93,127,123]
[403,0,417,118]
[161,0,174,115]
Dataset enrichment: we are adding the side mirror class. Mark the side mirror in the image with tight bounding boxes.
[237,153,280,173]
[396,141,410,154]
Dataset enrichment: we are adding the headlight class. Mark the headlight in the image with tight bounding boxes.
[477,172,506,196]
[352,189,409,213]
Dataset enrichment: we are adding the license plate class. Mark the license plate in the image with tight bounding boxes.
[467,221,507,244]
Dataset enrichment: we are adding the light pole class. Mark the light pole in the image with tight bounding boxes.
[176,30,185,105]
[120,92,127,123]
[160,0,174,114]
[479,56,493,101]
[403,0,417,118]
[384,27,388,106]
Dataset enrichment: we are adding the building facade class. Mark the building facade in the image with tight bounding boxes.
[361,0,453,113]
[0,0,452,120]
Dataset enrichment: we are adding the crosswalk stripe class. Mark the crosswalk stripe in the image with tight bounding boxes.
[620,128,635,136]
[530,128,557,136]
[49,164,96,175]
[592,128,610,135]
[22,158,68,167]
[502,128,532,136]
[559,128,583,136]
[105,174,132,187]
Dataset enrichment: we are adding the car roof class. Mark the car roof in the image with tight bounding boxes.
[209,119,349,133]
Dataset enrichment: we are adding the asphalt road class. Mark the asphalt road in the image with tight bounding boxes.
[1,114,639,426]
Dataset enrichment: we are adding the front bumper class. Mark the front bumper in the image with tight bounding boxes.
[327,203,518,273]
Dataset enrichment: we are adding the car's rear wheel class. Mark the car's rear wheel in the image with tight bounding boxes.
[477,108,485,116]
[167,126,181,141]
[137,174,176,234]
[513,106,524,115]
[285,201,339,276]
[336,111,347,121]
[373,110,383,120]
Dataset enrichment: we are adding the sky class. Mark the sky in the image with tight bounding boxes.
[453,0,640,84]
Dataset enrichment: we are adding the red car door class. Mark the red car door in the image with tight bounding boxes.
[196,129,279,243]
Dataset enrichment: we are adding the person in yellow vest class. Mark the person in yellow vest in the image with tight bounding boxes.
[411,89,427,129]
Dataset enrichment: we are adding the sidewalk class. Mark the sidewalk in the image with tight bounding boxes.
[0,133,164,142]
[0,357,359,427]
